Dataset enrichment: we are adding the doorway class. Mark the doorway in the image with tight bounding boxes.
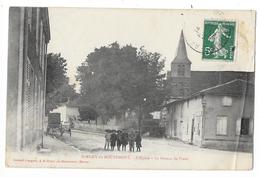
[190,118,195,144]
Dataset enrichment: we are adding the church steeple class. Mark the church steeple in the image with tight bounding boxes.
[168,30,191,98]
[172,30,191,64]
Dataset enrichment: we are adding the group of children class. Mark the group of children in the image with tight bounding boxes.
[104,129,142,152]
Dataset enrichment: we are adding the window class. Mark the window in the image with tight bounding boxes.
[186,122,189,135]
[222,96,232,106]
[173,120,177,136]
[177,65,185,76]
[236,118,250,136]
[36,8,40,54]
[236,119,241,135]
[41,37,46,72]
[241,118,250,135]
[39,21,43,69]
[179,88,184,96]
[197,122,200,135]
[27,8,33,31]
[216,116,227,135]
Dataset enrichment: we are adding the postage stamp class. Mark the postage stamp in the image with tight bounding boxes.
[202,20,236,61]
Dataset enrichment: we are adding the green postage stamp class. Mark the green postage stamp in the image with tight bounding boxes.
[202,20,236,61]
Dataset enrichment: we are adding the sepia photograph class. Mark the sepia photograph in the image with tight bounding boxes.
[5,6,255,170]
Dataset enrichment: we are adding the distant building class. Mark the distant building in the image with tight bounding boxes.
[50,103,80,123]
[6,7,50,151]
[150,111,161,120]
[164,79,254,151]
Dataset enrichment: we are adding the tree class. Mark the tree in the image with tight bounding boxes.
[78,106,99,124]
[45,53,77,114]
[76,42,166,126]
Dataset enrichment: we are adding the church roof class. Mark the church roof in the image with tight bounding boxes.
[172,30,191,64]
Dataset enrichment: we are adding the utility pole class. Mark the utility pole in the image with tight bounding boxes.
[138,97,146,133]
[138,104,142,132]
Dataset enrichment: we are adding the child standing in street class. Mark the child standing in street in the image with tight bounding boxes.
[116,130,122,151]
[110,130,117,151]
[104,129,111,150]
[121,129,128,151]
[135,131,142,152]
[128,129,136,152]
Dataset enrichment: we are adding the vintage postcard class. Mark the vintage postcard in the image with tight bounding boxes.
[5,7,255,170]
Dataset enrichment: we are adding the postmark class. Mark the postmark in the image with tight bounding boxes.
[202,20,236,61]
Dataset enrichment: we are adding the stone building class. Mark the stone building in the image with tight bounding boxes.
[164,30,254,151]
[6,7,50,151]
[50,103,80,123]
[165,79,254,151]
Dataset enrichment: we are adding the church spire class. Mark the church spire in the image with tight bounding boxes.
[172,30,191,64]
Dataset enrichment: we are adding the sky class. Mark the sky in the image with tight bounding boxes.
[47,8,255,91]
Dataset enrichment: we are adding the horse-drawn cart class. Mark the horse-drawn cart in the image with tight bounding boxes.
[46,113,71,137]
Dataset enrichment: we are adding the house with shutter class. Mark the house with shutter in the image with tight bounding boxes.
[164,79,254,151]
[163,31,254,151]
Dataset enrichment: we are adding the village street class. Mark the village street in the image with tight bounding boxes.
[39,129,252,169]
[5,7,255,171]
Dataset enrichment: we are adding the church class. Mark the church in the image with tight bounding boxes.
[163,31,254,152]
[166,30,254,99]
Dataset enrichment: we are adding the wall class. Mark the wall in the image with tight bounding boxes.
[202,94,254,151]
[169,77,191,98]
[6,7,23,151]
[22,7,48,150]
[166,96,203,146]
[165,93,254,151]
[74,121,119,133]
[66,106,80,121]
[6,7,50,151]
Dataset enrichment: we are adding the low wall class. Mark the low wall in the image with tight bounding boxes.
[73,121,120,133]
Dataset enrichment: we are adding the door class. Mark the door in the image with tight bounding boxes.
[190,119,195,144]
[173,119,177,136]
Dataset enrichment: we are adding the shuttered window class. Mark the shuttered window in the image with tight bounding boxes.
[23,58,35,145]
[27,8,33,31]
[222,96,232,106]
[249,119,253,135]
[236,119,241,135]
[36,8,40,54]
[216,116,227,135]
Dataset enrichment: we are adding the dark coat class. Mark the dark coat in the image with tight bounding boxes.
[135,134,142,148]
[128,132,136,147]
[116,132,122,146]
[110,133,117,146]
[121,132,128,146]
